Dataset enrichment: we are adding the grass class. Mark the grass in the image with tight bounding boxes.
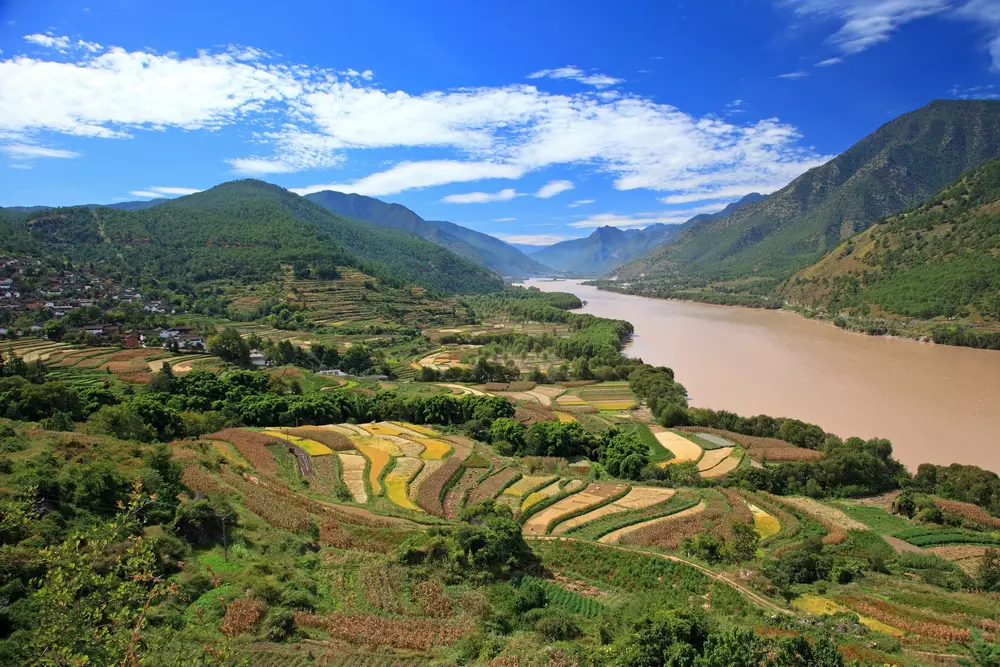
[836,503,912,535]
[626,423,671,463]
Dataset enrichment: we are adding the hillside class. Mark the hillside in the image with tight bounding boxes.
[6,180,504,295]
[305,190,551,276]
[782,155,1000,321]
[615,100,1000,283]
[535,193,764,275]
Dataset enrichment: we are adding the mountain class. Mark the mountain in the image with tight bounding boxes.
[511,243,548,254]
[5,180,503,294]
[781,155,1000,321]
[615,100,1000,283]
[99,199,169,211]
[533,193,765,276]
[304,190,551,276]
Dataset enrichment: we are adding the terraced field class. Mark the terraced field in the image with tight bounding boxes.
[522,483,629,537]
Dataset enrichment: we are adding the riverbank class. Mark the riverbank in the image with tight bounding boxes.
[587,279,1000,352]
[525,278,1000,474]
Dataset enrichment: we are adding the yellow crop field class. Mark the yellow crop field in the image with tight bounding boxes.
[352,441,391,495]
[554,411,576,423]
[792,595,903,637]
[417,438,452,460]
[504,475,556,497]
[748,503,781,539]
[385,458,423,512]
[352,436,403,457]
[655,431,702,466]
[396,422,438,436]
[262,431,333,456]
[362,423,406,436]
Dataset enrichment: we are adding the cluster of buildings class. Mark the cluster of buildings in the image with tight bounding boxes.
[0,257,170,318]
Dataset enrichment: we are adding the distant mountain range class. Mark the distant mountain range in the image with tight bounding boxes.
[304,191,551,277]
[615,100,1000,284]
[530,193,765,276]
[0,180,504,295]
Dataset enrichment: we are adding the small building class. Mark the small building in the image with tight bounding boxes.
[249,349,267,366]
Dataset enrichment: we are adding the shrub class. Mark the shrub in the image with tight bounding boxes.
[263,608,295,642]
[534,610,581,641]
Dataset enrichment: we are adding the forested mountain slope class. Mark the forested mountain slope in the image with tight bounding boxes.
[3,180,504,294]
[782,155,1000,321]
[305,190,551,276]
[536,193,764,275]
[615,100,1000,282]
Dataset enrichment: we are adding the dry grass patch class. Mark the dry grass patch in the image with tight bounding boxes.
[279,426,353,451]
[503,475,557,497]
[554,411,576,423]
[204,429,279,477]
[522,483,627,536]
[336,452,368,503]
[654,430,702,465]
[748,504,782,540]
[696,447,735,472]
[601,500,706,545]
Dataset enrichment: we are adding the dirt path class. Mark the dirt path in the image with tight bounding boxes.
[528,535,792,616]
[438,383,487,396]
[884,535,924,554]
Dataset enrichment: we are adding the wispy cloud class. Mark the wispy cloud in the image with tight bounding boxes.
[568,204,726,229]
[777,71,809,79]
[441,188,520,204]
[949,83,1000,99]
[494,233,577,245]
[527,66,623,88]
[2,143,79,159]
[292,161,523,197]
[781,1,949,55]
[956,0,1000,70]
[568,199,595,207]
[128,186,202,199]
[815,57,844,66]
[493,217,517,222]
[535,179,574,199]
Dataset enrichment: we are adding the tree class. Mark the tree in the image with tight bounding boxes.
[696,627,769,667]
[146,361,175,394]
[978,548,1000,592]
[208,326,250,365]
[26,484,177,666]
[600,430,649,480]
[723,521,760,564]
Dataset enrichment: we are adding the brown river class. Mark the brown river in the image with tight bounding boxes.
[524,279,1000,473]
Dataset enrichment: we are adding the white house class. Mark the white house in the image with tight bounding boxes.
[249,349,266,366]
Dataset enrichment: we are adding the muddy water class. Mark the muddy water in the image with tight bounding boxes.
[524,279,1000,473]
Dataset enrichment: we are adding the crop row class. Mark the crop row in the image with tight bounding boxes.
[415,457,463,516]
[205,429,280,477]
[294,612,469,651]
[677,427,823,462]
[466,467,519,506]
[934,497,1000,530]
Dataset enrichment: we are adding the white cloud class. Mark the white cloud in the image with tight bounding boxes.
[3,37,830,201]
[494,233,577,245]
[527,66,623,88]
[569,204,726,229]
[661,182,779,204]
[441,188,520,204]
[777,71,809,79]
[949,83,1000,99]
[956,0,1000,70]
[291,160,524,197]
[2,143,79,159]
[493,217,517,222]
[782,0,949,55]
[24,34,72,50]
[568,199,595,207]
[9,163,32,170]
[815,57,844,66]
[129,186,202,198]
[535,179,574,199]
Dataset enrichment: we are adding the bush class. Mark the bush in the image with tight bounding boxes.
[534,610,581,641]
[263,607,295,642]
[39,411,74,432]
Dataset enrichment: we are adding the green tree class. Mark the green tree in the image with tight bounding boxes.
[207,326,250,365]
[27,484,177,666]
[723,521,761,564]
[978,548,1000,592]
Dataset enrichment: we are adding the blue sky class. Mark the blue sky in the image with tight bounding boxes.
[1,0,998,246]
